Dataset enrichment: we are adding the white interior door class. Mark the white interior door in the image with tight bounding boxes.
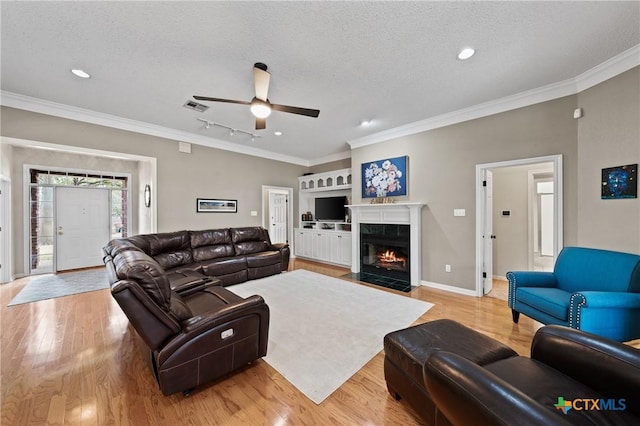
[56,187,110,271]
[483,170,493,295]
[268,191,288,244]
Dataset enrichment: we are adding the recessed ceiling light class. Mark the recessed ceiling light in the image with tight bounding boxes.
[274,131,282,136]
[360,120,372,126]
[71,69,91,78]
[457,48,475,60]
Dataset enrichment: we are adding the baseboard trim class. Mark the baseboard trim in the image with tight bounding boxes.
[420,280,478,297]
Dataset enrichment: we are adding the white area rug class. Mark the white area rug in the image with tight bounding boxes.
[231,269,433,404]
[8,268,108,306]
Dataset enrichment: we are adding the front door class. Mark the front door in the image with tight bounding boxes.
[56,187,110,271]
[268,191,288,244]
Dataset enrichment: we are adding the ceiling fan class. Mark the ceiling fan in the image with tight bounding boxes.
[194,62,320,130]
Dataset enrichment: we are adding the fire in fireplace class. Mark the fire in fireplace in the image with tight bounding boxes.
[360,224,410,282]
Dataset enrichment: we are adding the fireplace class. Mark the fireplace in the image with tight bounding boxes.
[348,202,424,290]
[360,224,410,282]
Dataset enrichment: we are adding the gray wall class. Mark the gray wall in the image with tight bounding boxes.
[1,107,307,275]
[352,95,579,291]
[577,67,640,253]
[309,158,351,174]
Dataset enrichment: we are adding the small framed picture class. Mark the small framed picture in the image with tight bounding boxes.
[196,198,238,213]
[601,164,637,199]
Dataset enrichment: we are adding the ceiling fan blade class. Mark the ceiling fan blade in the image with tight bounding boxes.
[253,66,271,101]
[271,103,320,118]
[193,96,250,105]
[255,118,266,130]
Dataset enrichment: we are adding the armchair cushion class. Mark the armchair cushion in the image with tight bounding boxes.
[517,287,571,321]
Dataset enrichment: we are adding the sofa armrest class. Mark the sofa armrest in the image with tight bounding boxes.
[180,294,269,334]
[506,271,557,288]
[156,294,269,365]
[570,291,640,309]
[531,325,640,416]
[270,242,291,271]
[507,271,557,308]
[424,351,572,426]
[269,242,289,251]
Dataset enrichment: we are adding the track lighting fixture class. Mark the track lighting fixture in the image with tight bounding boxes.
[196,118,261,141]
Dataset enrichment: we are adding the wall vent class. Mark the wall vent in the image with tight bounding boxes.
[183,100,209,112]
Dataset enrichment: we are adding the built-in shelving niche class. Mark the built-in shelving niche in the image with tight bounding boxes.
[299,168,352,192]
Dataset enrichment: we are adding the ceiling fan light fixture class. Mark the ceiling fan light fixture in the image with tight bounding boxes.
[457,47,476,60]
[71,69,91,78]
[250,98,272,118]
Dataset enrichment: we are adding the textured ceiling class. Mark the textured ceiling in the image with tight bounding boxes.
[1,1,639,164]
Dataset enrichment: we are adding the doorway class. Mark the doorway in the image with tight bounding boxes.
[262,186,294,245]
[55,187,110,271]
[27,166,130,274]
[475,155,563,297]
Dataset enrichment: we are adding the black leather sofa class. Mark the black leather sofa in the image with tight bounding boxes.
[104,226,290,286]
[424,324,640,425]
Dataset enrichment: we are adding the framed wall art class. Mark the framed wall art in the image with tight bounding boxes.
[196,198,238,213]
[601,164,637,199]
[361,156,408,198]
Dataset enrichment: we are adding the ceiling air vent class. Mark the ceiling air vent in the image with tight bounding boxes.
[183,100,209,112]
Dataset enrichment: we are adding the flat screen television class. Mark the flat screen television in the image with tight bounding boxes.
[315,196,347,221]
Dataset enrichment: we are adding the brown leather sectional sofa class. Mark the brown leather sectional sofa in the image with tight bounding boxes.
[105,226,290,286]
[103,226,288,395]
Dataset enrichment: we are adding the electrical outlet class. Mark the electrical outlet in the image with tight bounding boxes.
[445,264,451,273]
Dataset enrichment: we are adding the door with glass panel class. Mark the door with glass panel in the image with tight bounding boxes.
[28,168,128,274]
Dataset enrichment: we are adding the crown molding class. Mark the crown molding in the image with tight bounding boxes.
[0,91,310,166]
[574,44,640,92]
[349,44,640,150]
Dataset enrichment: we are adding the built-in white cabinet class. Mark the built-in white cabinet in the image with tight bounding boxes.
[295,168,353,267]
[294,228,352,267]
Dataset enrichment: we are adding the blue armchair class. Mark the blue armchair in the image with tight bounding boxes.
[507,246,640,341]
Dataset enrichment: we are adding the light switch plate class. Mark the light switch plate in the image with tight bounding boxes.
[454,209,466,217]
[250,210,258,217]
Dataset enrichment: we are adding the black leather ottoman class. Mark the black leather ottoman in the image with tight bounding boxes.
[383,319,518,425]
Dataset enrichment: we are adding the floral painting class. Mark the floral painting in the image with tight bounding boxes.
[361,156,408,198]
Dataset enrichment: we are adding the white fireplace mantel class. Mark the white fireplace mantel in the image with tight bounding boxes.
[347,202,424,286]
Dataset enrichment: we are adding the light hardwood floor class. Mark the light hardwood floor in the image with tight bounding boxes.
[1,259,544,425]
